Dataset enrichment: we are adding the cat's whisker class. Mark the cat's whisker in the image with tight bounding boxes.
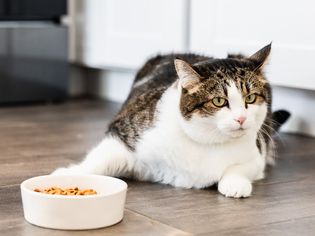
[262,122,285,146]
[258,128,277,160]
[260,127,277,157]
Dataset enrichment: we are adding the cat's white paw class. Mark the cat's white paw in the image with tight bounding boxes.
[218,175,252,198]
[51,166,84,175]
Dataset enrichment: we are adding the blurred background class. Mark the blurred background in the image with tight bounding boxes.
[0,0,314,136]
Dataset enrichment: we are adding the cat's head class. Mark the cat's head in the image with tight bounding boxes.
[174,44,271,144]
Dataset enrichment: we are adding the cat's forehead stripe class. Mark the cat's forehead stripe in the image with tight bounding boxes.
[227,82,242,97]
[223,77,253,96]
[226,81,245,110]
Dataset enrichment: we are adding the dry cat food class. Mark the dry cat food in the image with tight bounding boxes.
[34,187,97,196]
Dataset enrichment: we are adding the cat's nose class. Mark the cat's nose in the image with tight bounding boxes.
[235,116,246,125]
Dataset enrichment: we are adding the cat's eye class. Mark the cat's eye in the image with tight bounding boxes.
[212,97,227,108]
[245,94,257,104]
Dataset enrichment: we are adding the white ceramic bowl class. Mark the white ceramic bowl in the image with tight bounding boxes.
[20,175,127,230]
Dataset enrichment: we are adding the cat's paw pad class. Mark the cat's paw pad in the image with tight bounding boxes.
[51,166,83,175]
[218,175,252,198]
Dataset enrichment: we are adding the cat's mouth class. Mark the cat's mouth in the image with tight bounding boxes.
[228,127,247,138]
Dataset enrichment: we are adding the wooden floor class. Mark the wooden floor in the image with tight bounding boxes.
[1,99,315,236]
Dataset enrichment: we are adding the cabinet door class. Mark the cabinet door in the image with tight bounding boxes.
[78,0,188,69]
[190,0,315,89]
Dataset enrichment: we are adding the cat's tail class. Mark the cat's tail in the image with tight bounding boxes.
[272,110,291,132]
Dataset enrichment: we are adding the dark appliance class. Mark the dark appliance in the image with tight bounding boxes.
[0,0,68,103]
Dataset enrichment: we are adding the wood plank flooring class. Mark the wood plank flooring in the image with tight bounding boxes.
[1,99,315,236]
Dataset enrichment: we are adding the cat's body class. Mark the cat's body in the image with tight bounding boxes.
[53,44,289,198]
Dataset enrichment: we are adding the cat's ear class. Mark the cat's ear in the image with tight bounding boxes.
[249,43,272,69]
[174,59,201,91]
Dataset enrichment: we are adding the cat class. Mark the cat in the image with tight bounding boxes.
[53,43,290,198]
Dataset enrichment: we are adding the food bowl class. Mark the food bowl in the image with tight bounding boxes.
[20,175,127,230]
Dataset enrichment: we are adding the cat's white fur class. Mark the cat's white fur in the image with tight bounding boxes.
[53,81,267,198]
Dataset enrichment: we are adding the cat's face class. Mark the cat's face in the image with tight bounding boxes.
[175,44,271,144]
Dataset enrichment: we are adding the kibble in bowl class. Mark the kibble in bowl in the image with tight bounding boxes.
[20,175,127,230]
[34,186,98,195]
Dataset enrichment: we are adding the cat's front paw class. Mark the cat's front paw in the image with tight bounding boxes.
[218,175,252,198]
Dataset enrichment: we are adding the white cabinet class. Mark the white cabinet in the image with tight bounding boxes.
[73,0,315,90]
[77,0,189,69]
[190,0,315,90]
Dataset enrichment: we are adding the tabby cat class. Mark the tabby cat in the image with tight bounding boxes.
[53,44,290,198]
